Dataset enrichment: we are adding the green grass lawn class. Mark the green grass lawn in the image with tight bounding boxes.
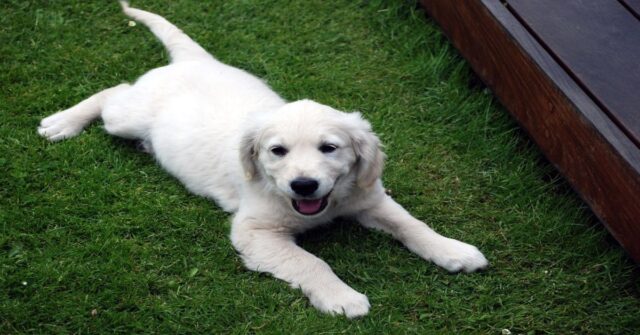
[2,0,639,333]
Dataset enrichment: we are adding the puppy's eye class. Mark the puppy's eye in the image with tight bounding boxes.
[319,144,338,154]
[270,145,288,157]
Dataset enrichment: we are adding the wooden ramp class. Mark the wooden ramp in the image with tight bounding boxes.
[420,0,640,262]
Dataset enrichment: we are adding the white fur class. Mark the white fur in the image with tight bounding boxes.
[38,2,488,318]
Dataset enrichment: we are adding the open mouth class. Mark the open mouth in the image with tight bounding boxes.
[291,194,330,216]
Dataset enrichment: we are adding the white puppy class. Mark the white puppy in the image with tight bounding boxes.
[38,2,488,318]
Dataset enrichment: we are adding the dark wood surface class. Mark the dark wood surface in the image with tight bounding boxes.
[420,0,640,262]
[620,0,640,18]
[507,0,640,147]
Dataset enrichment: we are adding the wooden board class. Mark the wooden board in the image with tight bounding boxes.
[507,0,640,147]
[620,0,640,18]
[420,0,640,262]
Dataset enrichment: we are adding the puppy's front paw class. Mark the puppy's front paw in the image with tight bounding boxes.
[307,286,370,318]
[431,238,488,273]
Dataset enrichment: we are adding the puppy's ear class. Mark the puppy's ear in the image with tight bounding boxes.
[346,112,385,188]
[239,128,260,181]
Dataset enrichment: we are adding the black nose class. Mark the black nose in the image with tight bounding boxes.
[290,178,319,196]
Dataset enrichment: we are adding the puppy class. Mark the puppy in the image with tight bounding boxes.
[38,2,488,318]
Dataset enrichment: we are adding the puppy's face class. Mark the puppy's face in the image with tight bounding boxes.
[241,100,384,217]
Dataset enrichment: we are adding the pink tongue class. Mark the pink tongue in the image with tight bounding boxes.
[297,199,323,214]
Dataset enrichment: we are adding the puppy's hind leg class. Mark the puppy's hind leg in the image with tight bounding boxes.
[38,83,131,142]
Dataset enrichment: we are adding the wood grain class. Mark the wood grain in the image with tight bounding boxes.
[420,0,640,262]
[507,0,640,147]
[620,0,640,19]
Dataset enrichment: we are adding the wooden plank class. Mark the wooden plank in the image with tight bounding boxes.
[420,0,640,262]
[620,0,640,18]
[507,0,640,147]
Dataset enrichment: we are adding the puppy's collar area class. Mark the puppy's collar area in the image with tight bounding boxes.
[291,193,330,216]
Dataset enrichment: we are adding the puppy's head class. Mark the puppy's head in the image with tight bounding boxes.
[240,100,384,217]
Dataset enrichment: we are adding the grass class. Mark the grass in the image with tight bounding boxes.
[1,0,639,333]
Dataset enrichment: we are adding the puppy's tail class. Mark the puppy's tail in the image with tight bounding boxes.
[119,1,212,63]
